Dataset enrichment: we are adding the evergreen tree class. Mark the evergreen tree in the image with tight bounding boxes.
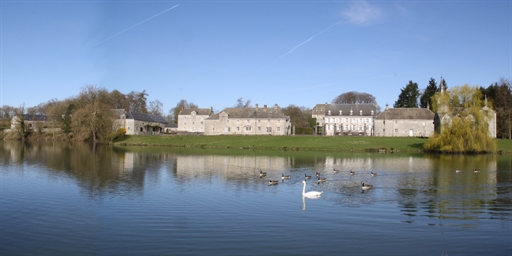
[394,81,420,108]
[420,77,438,108]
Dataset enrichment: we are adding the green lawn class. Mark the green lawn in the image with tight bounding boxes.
[113,134,512,153]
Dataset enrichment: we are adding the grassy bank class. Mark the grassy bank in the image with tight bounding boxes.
[113,135,512,153]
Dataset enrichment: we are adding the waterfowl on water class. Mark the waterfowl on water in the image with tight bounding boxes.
[371,171,377,177]
[455,169,462,173]
[317,177,327,183]
[474,169,480,173]
[315,172,321,178]
[282,173,291,179]
[268,180,280,185]
[349,170,355,176]
[361,182,373,190]
[305,174,312,180]
[302,180,323,197]
[259,170,267,177]
[333,168,339,173]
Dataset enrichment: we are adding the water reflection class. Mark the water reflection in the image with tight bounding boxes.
[1,141,511,223]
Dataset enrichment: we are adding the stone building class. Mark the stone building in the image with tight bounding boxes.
[10,114,49,132]
[204,104,291,135]
[112,109,168,135]
[311,103,378,136]
[374,105,435,137]
[177,107,214,135]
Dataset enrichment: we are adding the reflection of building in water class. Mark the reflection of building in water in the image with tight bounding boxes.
[176,155,291,179]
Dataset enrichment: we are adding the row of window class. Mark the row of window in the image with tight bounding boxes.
[324,118,372,123]
[326,110,375,116]
[222,126,279,132]
[226,119,280,124]
[326,125,370,131]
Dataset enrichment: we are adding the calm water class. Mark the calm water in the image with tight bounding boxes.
[1,141,511,256]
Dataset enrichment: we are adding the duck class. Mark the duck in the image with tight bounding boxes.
[259,170,267,177]
[302,180,323,197]
[317,177,327,183]
[349,170,355,176]
[333,168,339,174]
[281,173,291,179]
[371,171,377,177]
[305,173,312,180]
[268,180,279,185]
[455,169,462,173]
[361,181,373,190]
[474,169,480,173]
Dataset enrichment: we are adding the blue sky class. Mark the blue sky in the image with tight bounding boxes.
[1,1,511,114]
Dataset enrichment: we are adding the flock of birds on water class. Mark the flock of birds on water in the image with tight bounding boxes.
[259,167,483,198]
[259,168,377,198]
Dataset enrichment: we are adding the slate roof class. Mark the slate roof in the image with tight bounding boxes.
[179,108,213,116]
[375,108,435,120]
[313,103,378,116]
[126,111,168,124]
[208,104,288,120]
[22,114,48,121]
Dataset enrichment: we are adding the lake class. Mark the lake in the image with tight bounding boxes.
[1,141,511,255]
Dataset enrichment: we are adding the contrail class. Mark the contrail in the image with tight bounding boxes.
[277,21,341,61]
[97,4,180,45]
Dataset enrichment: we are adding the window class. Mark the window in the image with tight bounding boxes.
[395,129,398,133]
[339,110,342,115]
[277,127,280,132]
[268,119,270,123]
[237,127,240,131]
[328,110,331,115]
[383,129,386,133]
[258,126,261,131]
[395,120,398,124]
[350,110,353,116]
[371,110,374,115]
[225,127,230,132]
[360,110,362,115]
[266,127,272,132]
[258,120,260,123]
[245,126,251,131]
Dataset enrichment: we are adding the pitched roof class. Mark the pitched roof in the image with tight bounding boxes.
[126,111,168,124]
[313,103,377,116]
[375,108,435,120]
[21,114,48,121]
[208,104,288,120]
[179,108,213,116]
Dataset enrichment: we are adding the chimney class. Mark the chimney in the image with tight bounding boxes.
[255,104,258,110]
[264,105,267,111]
[385,104,389,110]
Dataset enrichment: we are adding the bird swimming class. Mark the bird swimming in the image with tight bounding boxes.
[349,170,355,175]
[302,180,323,197]
[305,173,312,180]
[282,173,291,179]
[268,180,279,185]
[361,181,373,190]
[259,170,267,177]
[371,171,377,177]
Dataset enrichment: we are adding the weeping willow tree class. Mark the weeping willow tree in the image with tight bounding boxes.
[425,84,497,153]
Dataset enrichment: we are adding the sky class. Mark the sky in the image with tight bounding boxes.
[1,0,511,114]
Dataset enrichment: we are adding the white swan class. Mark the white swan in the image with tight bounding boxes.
[302,180,323,197]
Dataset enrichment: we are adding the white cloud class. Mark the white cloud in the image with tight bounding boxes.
[341,1,382,26]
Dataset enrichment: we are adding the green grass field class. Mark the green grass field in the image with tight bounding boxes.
[113,135,512,154]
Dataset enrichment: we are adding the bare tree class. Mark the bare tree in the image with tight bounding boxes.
[234,97,251,108]
[148,100,164,116]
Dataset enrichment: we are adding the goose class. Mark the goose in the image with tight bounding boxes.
[371,171,377,177]
[259,170,267,177]
[305,173,312,180]
[361,181,373,190]
[281,173,291,179]
[302,180,323,197]
[317,177,326,183]
[333,168,339,174]
[474,169,480,173]
[268,180,279,185]
[349,170,355,176]
[315,172,321,178]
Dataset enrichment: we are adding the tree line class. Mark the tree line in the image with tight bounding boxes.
[1,77,510,142]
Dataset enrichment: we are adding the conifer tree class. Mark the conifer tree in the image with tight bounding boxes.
[394,81,420,108]
[420,78,438,108]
